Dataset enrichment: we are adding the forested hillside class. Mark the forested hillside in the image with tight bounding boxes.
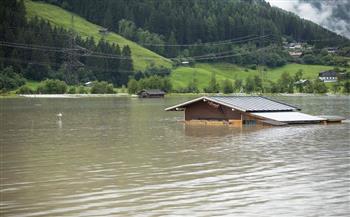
[38,0,349,60]
[24,0,172,71]
[0,0,135,88]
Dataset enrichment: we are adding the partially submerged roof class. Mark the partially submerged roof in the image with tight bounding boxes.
[251,112,326,123]
[165,96,300,112]
[137,89,165,95]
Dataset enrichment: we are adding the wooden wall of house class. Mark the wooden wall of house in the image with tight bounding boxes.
[184,100,242,121]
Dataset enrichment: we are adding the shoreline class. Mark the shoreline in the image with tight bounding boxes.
[1,93,349,99]
[17,93,131,98]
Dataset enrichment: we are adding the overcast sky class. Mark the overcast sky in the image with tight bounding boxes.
[266,0,350,39]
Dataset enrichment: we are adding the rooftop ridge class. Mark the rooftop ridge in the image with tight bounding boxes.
[165,96,299,112]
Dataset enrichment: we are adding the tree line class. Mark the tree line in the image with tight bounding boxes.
[16,79,116,94]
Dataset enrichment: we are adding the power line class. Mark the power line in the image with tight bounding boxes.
[139,34,260,47]
[0,34,273,58]
[4,26,266,46]
[0,41,76,53]
[0,57,136,74]
[0,36,276,61]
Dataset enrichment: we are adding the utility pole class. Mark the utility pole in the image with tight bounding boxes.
[259,26,265,93]
[64,15,84,84]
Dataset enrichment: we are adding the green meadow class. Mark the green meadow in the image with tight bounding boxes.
[170,63,339,90]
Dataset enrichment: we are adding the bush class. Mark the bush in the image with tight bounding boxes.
[244,77,255,93]
[68,87,76,94]
[127,79,139,94]
[234,79,243,92]
[204,72,220,93]
[90,81,115,94]
[77,86,88,94]
[313,79,328,94]
[277,72,294,93]
[268,81,280,93]
[0,66,26,92]
[343,81,350,94]
[36,79,67,94]
[127,76,172,94]
[221,79,233,94]
[302,54,316,64]
[16,85,34,94]
[303,82,314,93]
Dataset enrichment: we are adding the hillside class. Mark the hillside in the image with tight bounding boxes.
[24,0,171,71]
[38,0,349,50]
[171,63,336,91]
[1,0,349,94]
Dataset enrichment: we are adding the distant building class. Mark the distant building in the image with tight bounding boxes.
[165,96,335,126]
[326,47,338,54]
[99,28,109,35]
[294,79,310,85]
[137,89,165,98]
[289,51,303,57]
[84,81,93,87]
[287,42,303,50]
[319,70,337,83]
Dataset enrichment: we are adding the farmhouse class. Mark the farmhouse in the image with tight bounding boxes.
[289,51,303,57]
[137,89,165,98]
[165,96,343,126]
[319,70,337,83]
[326,47,338,54]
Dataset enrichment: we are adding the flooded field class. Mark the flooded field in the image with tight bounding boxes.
[1,96,349,216]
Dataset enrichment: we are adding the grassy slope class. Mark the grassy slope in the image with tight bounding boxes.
[24,0,172,71]
[171,63,339,90]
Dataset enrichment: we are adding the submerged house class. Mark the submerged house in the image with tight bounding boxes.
[165,96,343,126]
[137,89,165,98]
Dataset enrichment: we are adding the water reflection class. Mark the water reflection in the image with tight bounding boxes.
[57,120,62,129]
[184,124,244,137]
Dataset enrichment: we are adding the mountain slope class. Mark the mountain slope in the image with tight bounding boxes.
[24,0,172,71]
[38,0,348,48]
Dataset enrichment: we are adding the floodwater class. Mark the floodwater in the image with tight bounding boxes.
[0,96,349,217]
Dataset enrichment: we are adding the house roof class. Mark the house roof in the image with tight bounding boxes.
[319,70,337,77]
[165,96,300,112]
[251,112,325,123]
[294,79,309,85]
[137,89,165,95]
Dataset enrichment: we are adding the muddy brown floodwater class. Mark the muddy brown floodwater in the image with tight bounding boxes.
[0,96,349,216]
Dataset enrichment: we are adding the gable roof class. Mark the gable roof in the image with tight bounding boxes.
[319,70,337,77]
[165,96,300,112]
[137,89,165,95]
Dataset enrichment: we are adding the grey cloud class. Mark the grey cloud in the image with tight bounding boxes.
[266,0,350,39]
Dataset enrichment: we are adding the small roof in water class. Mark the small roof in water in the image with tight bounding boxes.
[138,89,165,95]
[165,96,300,112]
[251,112,326,123]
